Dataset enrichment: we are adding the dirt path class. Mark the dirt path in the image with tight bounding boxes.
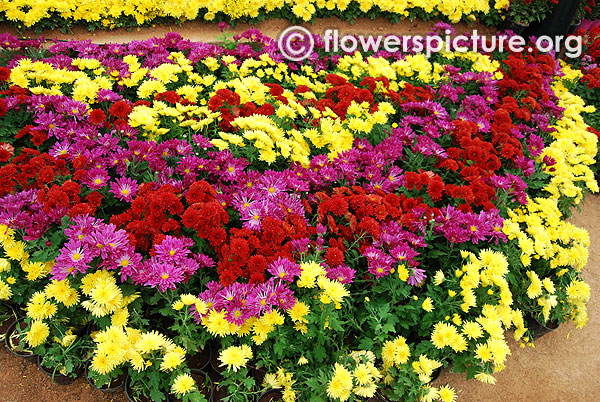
[0,347,127,402]
[1,195,598,401]
[0,18,497,44]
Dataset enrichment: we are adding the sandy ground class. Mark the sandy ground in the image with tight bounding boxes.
[0,18,497,44]
[0,347,127,402]
[0,195,598,401]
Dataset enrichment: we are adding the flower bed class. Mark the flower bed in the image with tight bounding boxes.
[0,0,558,31]
[0,27,598,402]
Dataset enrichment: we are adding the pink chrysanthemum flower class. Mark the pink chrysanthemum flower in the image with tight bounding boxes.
[110,176,138,202]
[267,257,301,282]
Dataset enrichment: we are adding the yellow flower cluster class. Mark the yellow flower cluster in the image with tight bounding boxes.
[381,335,411,369]
[0,0,491,28]
[0,224,54,300]
[260,368,297,402]
[298,261,349,309]
[565,279,591,329]
[327,362,354,401]
[542,65,599,202]
[172,293,207,313]
[503,196,591,327]
[335,51,502,87]
[90,325,185,374]
[327,355,382,401]
[456,249,513,314]
[9,60,113,104]
[504,197,590,270]
[287,300,310,333]
[200,307,286,345]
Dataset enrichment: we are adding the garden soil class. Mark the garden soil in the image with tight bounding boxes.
[0,17,598,402]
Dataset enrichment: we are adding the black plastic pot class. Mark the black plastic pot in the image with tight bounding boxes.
[4,319,37,361]
[11,303,26,319]
[367,393,392,402]
[256,388,283,402]
[187,342,212,371]
[37,355,77,385]
[125,375,170,402]
[252,366,267,388]
[85,361,127,394]
[0,303,17,342]
[208,344,225,383]
[428,366,442,383]
[525,314,559,339]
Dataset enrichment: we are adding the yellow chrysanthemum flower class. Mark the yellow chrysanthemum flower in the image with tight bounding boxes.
[219,344,253,372]
[172,373,196,396]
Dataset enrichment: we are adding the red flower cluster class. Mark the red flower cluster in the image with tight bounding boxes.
[384,82,433,104]
[216,215,310,285]
[207,88,274,130]
[111,180,229,252]
[111,184,185,251]
[0,148,69,196]
[16,124,48,146]
[499,52,554,104]
[181,180,229,246]
[107,100,134,128]
[581,66,600,89]
[37,181,103,217]
[316,74,377,118]
[315,186,437,257]
[0,85,30,118]
[0,67,10,82]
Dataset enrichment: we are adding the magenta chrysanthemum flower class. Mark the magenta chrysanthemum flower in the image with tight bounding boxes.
[142,259,185,292]
[267,257,301,282]
[84,167,110,190]
[291,238,310,254]
[272,281,296,311]
[110,176,138,202]
[363,246,394,277]
[52,239,95,280]
[326,264,356,284]
[110,248,143,279]
[247,282,276,315]
[154,235,193,263]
